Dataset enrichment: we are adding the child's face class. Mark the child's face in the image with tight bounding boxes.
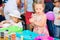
[55,2,60,7]
[10,16,19,23]
[35,4,44,14]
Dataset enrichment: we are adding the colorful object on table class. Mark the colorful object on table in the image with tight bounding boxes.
[4,36,8,40]
[1,32,4,38]
[0,32,4,40]
[0,25,23,34]
[46,11,55,20]
[7,25,23,34]
[8,35,11,40]
[34,36,54,40]
[16,37,20,40]
[0,37,4,40]
[11,34,16,40]
[20,35,24,40]
[4,30,9,40]
[0,27,7,32]
[16,30,39,40]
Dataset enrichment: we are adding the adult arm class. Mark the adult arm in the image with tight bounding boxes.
[24,0,27,13]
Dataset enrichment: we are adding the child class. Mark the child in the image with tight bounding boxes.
[0,10,23,28]
[53,1,60,38]
[24,0,34,30]
[29,3,49,36]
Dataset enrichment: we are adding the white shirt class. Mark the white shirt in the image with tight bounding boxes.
[27,0,33,12]
[4,0,18,11]
[53,7,60,25]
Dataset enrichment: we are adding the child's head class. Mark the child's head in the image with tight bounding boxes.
[9,10,21,23]
[54,1,60,7]
[33,3,44,14]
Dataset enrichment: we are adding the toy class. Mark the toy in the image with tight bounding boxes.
[46,11,55,20]
[16,30,39,40]
[0,25,23,34]
[34,36,54,40]
[11,33,16,40]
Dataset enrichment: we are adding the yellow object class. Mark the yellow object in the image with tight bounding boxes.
[4,36,8,40]
[0,37,4,40]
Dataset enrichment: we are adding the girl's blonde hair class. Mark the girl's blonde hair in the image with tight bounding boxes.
[33,0,45,13]
[33,0,44,4]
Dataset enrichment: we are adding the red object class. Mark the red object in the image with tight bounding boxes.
[25,11,33,24]
[0,4,2,7]
[11,34,16,40]
[45,0,52,2]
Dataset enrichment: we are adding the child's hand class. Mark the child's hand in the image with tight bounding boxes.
[29,18,34,23]
[0,20,10,24]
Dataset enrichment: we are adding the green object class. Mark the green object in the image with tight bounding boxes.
[0,28,7,32]
[7,25,23,34]
[0,25,23,34]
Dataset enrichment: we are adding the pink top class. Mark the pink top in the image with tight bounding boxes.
[30,13,49,36]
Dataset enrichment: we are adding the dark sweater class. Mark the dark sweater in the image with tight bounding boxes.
[0,0,2,4]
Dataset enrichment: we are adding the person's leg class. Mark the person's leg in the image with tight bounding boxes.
[47,20,54,37]
[54,25,60,39]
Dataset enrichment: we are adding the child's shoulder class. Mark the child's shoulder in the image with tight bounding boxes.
[54,7,59,10]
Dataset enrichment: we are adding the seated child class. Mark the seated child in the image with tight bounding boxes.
[53,1,60,38]
[0,10,23,28]
[29,3,49,36]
